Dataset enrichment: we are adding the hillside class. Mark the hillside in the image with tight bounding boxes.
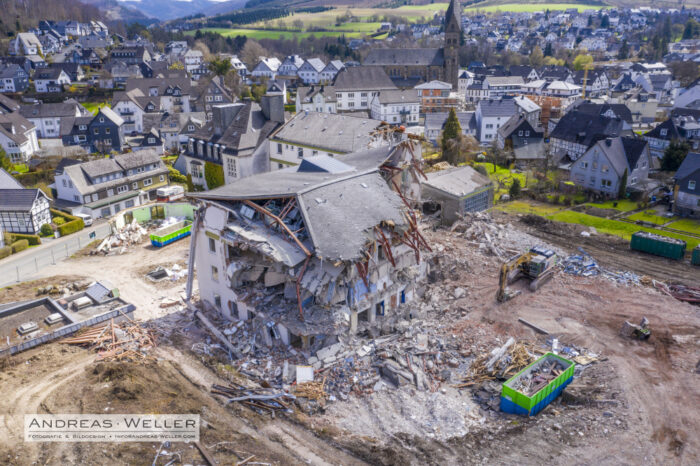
[109,0,247,21]
[0,0,104,37]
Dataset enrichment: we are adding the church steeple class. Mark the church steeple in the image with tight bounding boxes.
[444,0,461,89]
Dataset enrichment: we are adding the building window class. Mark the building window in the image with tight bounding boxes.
[101,207,111,217]
[125,200,135,208]
[117,185,128,193]
[209,237,216,253]
[159,175,165,182]
[227,158,237,178]
[659,129,667,137]
[211,266,219,282]
[580,161,588,169]
[601,165,609,173]
[214,294,221,308]
[105,128,111,135]
[277,143,282,154]
[62,179,67,187]
[143,178,153,186]
[148,137,155,144]
[297,147,303,158]
[132,182,138,189]
[690,180,697,190]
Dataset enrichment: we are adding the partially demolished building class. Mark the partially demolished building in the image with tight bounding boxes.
[189,142,430,350]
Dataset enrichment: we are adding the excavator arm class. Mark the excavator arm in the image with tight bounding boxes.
[496,252,534,303]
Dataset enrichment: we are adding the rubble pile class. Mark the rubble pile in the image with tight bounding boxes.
[211,383,295,414]
[450,212,512,259]
[92,219,148,255]
[456,337,537,388]
[62,318,156,362]
[146,263,188,283]
[560,249,641,286]
[510,359,567,396]
[654,281,700,305]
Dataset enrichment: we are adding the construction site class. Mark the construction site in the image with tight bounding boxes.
[1,143,699,465]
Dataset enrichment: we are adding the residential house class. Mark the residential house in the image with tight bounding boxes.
[422,166,494,225]
[475,99,518,144]
[482,76,524,98]
[112,77,193,132]
[11,33,43,56]
[543,80,581,98]
[143,112,206,152]
[108,46,151,66]
[672,152,700,217]
[369,89,420,125]
[0,94,20,113]
[573,69,609,98]
[333,66,397,112]
[54,150,169,218]
[296,85,337,114]
[320,60,344,83]
[183,98,283,186]
[416,80,460,114]
[643,116,700,159]
[191,76,233,121]
[509,65,539,82]
[19,99,89,139]
[0,64,29,93]
[268,111,387,169]
[0,188,51,235]
[183,49,204,74]
[550,111,626,163]
[569,137,651,196]
[131,128,165,154]
[496,113,545,162]
[298,58,325,85]
[251,57,281,79]
[616,88,658,125]
[458,69,474,96]
[62,107,126,153]
[424,111,476,144]
[0,112,39,163]
[186,144,429,345]
[230,56,248,78]
[49,62,85,82]
[278,55,304,76]
[34,68,71,93]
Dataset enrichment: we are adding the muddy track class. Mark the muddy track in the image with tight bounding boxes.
[516,221,699,285]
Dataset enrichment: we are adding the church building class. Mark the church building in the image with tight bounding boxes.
[362,0,461,89]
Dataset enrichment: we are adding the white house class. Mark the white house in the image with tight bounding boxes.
[19,100,89,139]
[230,55,248,78]
[370,89,420,125]
[251,57,281,79]
[183,49,204,74]
[11,33,43,56]
[297,58,325,85]
[334,67,397,112]
[320,60,344,83]
[0,113,39,163]
[295,85,337,114]
[278,55,304,76]
[34,68,71,93]
[475,99,518,144]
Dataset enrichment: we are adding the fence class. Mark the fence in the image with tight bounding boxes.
[0,222,112,288]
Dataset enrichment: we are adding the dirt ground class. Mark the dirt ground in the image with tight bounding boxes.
[0,214,698,465]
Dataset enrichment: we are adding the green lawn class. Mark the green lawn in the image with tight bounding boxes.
[474,162,537,198]
[584,199,639,212]
[494,200,566,216]
[83,101,110,115]
[666,218,700,236]
[627,210,676,225]
[186,28,364,40]
[465,2,609,13]
[12,164,28,174]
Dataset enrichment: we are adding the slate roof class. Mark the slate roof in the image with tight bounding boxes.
[297,85,336,103]
[19,100,87,119]
[34,68,66,80]
[0,64,25,79]
[621,137,648,170]
[643,119,680,141]
[551,112,624,147]
[674,152,700,181]
[478,99,517,117]
[424,111,475,132]
[363,48,445,67]
[0,112,35,145]
[0,94,20,113]
[0,189,44,212]
[375,89,420,105]
[575,102,633,124]
[271,111,384,154]
[333,66,397,91]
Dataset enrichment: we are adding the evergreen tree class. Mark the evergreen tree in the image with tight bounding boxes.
[618,168,628,200]
[662,140,690,172]
[0,148,12,171]
[544,42,553,57]
[441,108,462,155]
[618,39,629,59]
[509,178,521,198]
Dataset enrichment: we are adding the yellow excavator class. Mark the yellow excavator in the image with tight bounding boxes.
[496,247,557,303]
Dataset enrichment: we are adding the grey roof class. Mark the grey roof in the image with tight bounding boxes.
[304,58,326,72]
[0,64,25,79]
[34,68,66,80]
[376,89,420,105]
[478,99,517,117]
[424,111,475,132]
[364,48,444,67]
[674,152,700,181]
[333,66,397,91]
[19,100,87,119]
[513,140,547,160]
[485,76,524,86]
[98,107,125,126]
[297,85,336,103]
[0,189,45,212]
[271,111,384,154]
[0,112,35,145]
[0,168,23,189]
[551,112,624,147]
[192,166,407,261]
[423,166,492,198]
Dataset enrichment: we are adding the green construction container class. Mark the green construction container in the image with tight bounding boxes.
[630,231,686,261]
[692,246,700,266]
[500,352,575,416]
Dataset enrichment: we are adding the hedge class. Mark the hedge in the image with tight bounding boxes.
[0,246,11,259]
[204,161,225,190]
[8,232,41,245]
[51,209,85,236]
[58,218,85,236]
[11,239,29,253]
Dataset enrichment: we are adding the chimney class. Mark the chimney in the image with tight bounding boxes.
[261,94,285,124]
[212,104,241,137]
[605,138,612,147]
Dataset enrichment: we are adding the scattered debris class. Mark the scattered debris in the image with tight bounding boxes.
[211,383,295,414]
[561,249,641,285]
[293,380,327,401]
[61,318,156,361]
[620,317,652,340]
[654,281,700,305]
[92,219,148,255]
[456,339,537,387]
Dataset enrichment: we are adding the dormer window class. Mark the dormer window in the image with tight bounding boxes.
[660,129,667,136]
[690,180,697,190]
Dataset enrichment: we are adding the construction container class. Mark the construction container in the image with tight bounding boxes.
[500,352,575,416]
[630,231,686,261]
[692,246,700,266]
[150,220,192,247]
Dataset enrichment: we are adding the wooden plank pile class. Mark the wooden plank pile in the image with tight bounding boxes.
[293,379,327,401]
[211,383,295,414]
[61,319,157,362]
[455,338,536,388]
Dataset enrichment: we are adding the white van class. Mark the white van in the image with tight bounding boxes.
[75,213,93,226]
